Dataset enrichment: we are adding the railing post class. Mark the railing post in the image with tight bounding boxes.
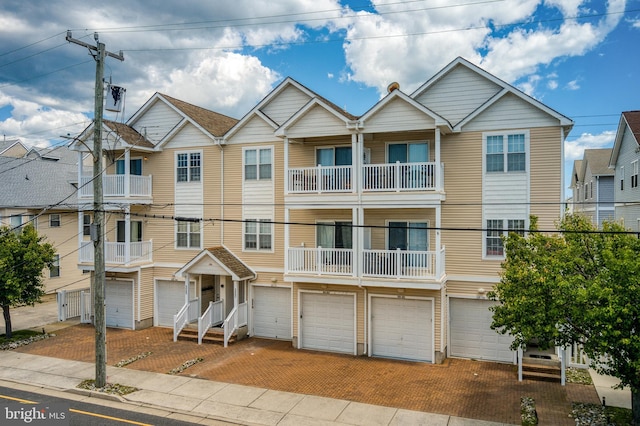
[58,290,66,321]
[561,347,567,386]
[317,246,322,274]
[317,164,322,193]
[395,161,401,192]
[396,248,401,278]
[518,346,523,381]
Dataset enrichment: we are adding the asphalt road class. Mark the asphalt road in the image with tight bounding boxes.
[0,385,228,425]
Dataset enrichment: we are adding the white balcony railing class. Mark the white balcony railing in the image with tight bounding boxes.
[79,240,152,265]
[363,162,438,192]
[79,174,152,198]
[287,246,444,280]
[288,165,352,193]
[288,247,353,275]
[287,162,441,194]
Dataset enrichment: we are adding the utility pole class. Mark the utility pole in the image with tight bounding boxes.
[65,31,123,388]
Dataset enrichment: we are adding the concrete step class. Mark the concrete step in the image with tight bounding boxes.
[522,360,562,383]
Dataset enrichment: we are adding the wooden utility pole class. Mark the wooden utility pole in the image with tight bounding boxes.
[65,31,123,388]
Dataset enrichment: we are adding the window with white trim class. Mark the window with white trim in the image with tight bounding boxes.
[83,213,92,236]
[176,152,201,182]
[485,219,525,257]
[244,219,272,250]
[632,161,638,189]
[486,133,526,173]
[49,214,61,227]
[244,148,272,180]
[176,220,201,249]
[50,254,60,278]
[620,166,625,191]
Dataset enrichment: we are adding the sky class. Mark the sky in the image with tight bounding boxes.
[0,0,639,192]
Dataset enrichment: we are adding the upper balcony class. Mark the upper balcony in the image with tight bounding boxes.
[287,162,442,194]
[78,173,153,202]
[79,240,153,266]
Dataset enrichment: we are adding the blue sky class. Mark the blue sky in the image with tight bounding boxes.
[0,0,639,192]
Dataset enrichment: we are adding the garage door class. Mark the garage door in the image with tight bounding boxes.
[371,297,432,362]
[157,280,195,327]
[252,286,291,339]
[449,298,513,362]
[300,292,355,354]
[105,280,133,329]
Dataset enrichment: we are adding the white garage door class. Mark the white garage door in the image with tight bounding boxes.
[105,280,133,329]
[300,292,355,354]
[371,297,432,362]
[157,280,194,327]
[449,298,513,362]
[252,286,291,339]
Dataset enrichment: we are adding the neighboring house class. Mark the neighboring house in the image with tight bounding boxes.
[571,148,614,227]
[69,57,572,364]
[609,110,640,231]
[0,138,28,158]
[0,155,86,293]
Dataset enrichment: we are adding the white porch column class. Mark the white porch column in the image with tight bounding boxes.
[77,151,84,195]
[351,133,360,194]
[357,207,365,278]
[184,273,190,305]
[284,207,290,273]
[284,137,289,193]
[436,205,442,278]
[78,211,83,262]
[124,149,131,197]
[124,206,131,264]
[435,128,441,191]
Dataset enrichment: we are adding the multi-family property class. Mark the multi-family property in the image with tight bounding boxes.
[68,57,572,364]
[570,148,614,227]
[609,111,640,231]
[0,151,87,293]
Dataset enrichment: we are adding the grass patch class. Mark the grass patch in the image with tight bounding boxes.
[0,329,42,344]
[77,379,138,396]
[605,406,633,425]
[571,403,632,425]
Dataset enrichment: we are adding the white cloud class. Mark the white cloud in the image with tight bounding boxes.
[566,80,580,90]
[548,80,558,90]
[564,131,615,161]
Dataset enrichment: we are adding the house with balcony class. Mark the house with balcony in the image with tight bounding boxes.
[70,57,572,363]
[570,148,614,227]
[609,110,640,230]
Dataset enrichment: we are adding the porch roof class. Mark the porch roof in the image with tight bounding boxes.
[175,246,255,281]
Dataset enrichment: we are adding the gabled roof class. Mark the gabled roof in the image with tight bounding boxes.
[359,88,452,132]
[571,159,583,188]
[25,146,78,164]
[103,120,156,149]
[160,94,238,137]
[175,246,255,281]
[581,148,614,180]
[0,156,77,209]
[0,139,28,157]
[274,97,357,137]
[412,57,574,133]
[609,111,640,167]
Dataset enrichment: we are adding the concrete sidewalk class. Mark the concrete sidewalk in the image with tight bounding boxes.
[0,351,511,426]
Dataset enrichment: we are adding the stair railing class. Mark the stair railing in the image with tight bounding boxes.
[197,300,224,344]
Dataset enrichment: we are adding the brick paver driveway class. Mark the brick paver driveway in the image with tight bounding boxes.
[16,324,600,425]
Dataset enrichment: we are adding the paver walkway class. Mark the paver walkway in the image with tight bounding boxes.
[16,324,601,425]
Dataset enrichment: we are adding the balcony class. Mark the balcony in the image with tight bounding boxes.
[287,247,445,281]
[79,240,153,265]
[79,174,152,199]
[287,162,441,193]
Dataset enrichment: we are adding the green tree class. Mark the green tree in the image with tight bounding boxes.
[0,224,55,339]
[489,214,640,425]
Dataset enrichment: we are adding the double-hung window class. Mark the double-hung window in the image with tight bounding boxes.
[244,220,272,250]
[83,213,92,236]
[176,220,201,249]
[49,214,61,227]
[486,133,526,173]
[245,148,272,180]
[485,219,525,257]
[50,255,60,278]
[177,152,201,182]
[632,161,638,188]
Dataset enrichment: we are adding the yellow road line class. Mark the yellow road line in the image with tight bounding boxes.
[1,394,152,426]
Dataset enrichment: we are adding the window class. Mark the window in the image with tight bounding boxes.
[388,222,428,251]
[177,152,201,182]
[116,221,142,242]
[49,214,61,227]
[317,222,352,249]
[620,166,624,191]
[486,133,526,173]
[176,220,201,249]
[632,161,638,188]
[83,214,92,236]
[486,219,525,257]
[50,255,60,278]
[244,220,272,250]
[590,180,594,198]
[116,158,142,175]
[317,146,352,166]
[244,148,272,180]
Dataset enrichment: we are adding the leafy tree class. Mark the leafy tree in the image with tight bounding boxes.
[489,214,640,425]
[0,224,55,339]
